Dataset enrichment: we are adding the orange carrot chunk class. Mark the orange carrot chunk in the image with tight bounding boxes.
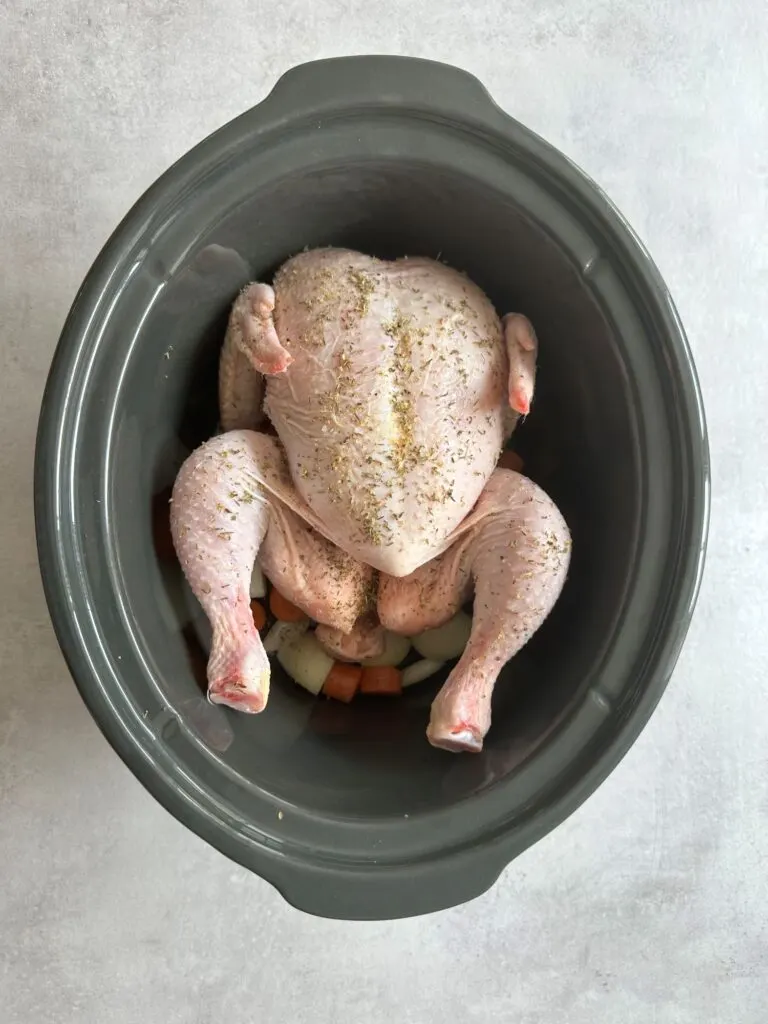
[250,600,267,631]
[359,665,403,696]
[322,662,363,703]
[498,449,524,473]
[151,488,176,563]
[269,588,306,623]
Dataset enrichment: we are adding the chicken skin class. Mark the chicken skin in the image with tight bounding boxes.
[171,249,569,750]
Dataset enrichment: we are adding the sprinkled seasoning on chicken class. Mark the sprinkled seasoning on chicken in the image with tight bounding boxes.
[171,248,569,750]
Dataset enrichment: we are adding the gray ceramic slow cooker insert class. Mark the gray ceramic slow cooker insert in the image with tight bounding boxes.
[35,56,709,919]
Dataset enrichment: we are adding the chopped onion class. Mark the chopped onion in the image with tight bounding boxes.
[277,631,334,695]
[362,631,411,667]
[412,611,472,661]
[249,563,267,599]
[263,619,309,654]
[402,659,446,687]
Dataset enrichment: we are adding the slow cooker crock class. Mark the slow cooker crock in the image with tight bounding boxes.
[35,56,709,919]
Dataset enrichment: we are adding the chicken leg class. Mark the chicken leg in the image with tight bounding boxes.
[171,430,372,712]
[378,469,570,752]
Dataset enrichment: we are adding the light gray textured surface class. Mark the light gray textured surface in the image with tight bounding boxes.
[1,1,766,1020]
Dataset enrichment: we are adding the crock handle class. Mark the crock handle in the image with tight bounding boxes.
[260,55,507,128]
[271,855,507,921]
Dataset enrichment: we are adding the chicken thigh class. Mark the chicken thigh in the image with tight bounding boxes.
[171,430,373,712]
[170,248,569,750]
[379,469,570,751]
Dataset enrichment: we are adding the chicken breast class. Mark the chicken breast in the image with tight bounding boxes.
[262,248,509,576]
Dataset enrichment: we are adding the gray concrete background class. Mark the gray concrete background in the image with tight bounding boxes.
[1,2,766,1021]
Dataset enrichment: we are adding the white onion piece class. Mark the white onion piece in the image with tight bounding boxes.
[402,659,446,688]
[412,611,472,661]
[263,619,309,655]
[249,563,267,599]
[277,631,334,695]
[362,631,411,667]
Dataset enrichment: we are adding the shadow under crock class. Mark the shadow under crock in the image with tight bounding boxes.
[36,56,708,919]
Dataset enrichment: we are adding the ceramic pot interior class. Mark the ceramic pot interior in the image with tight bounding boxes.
[114,160,637,817]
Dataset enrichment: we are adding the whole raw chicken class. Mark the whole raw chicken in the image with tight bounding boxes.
[171,248,570,752]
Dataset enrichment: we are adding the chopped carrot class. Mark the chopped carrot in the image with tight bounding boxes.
[323,662,363,703]
[151,488,176,563]
[359,665,403,696]
[498,449,524,473]
[269,588,306,623]
[250,600,267,631]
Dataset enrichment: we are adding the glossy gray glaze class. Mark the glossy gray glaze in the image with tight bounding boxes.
[34,56,709,919]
